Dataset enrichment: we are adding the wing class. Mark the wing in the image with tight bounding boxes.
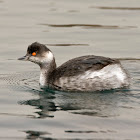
[53,55,120,79]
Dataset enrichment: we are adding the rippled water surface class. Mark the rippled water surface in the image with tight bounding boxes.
[0,0,140,139]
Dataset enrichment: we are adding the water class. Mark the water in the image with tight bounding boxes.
[0,0,140,139]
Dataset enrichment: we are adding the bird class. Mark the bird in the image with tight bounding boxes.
[18,42,130,92]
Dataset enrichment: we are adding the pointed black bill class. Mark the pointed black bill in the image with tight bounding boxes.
[18,55,28,60]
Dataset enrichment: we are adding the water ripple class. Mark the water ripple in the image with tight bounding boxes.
[24,130,51,139]
[41,23,136,29]
[65,130,116,133]
[117,58,140,61]
[0,71,40,92]
[92,6,140,11]
[46,43,89,46]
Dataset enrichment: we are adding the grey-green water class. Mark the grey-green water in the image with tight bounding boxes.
[0,0,140,139]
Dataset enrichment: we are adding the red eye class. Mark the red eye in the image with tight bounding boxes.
[32,52,36,56]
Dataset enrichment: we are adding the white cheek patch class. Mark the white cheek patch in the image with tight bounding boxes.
[29,56,41,64]
[40,51,54,64]
[45,51,54,62]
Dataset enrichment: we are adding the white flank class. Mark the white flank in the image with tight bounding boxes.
[81,64,126,81]
[54,63,129,91]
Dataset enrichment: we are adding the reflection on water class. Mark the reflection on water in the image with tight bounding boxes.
[46,43,89,46]
[18,85,131,119]
[19,91,57,118]
[24,130,51,139]
[41,23,136,29]
[92,6,140,10]
[24,129,117,140]
[65,130,116,134]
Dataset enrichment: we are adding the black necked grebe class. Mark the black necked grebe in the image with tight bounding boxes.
[18,42,130,92]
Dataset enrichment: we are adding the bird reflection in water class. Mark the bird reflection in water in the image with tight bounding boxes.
[19,87,129,119]
[24,130,51,139]
[19,89,57,118]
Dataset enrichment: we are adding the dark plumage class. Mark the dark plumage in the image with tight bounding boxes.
[18,42,130,92]
[53,55,119,78]
[27,42,51,57]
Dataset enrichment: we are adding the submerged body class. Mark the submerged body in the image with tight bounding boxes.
[18,42,130,92]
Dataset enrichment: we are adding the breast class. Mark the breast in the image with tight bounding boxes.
[53,64,130,92]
